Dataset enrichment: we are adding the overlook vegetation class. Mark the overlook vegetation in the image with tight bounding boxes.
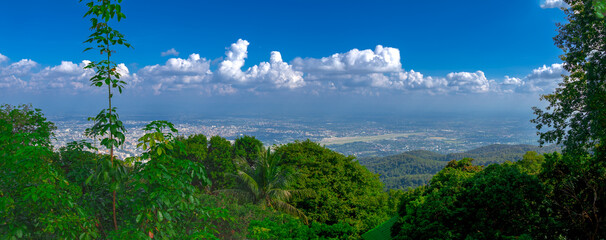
[360,144,560,189]
[0,104,402,239]
[2,0,606,239]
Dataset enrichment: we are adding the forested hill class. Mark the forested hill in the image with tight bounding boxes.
[358,144,559,189]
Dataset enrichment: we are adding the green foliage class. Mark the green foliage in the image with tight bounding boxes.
[392,159,479,240]
[539,151,606,239]
[207,135,236,190]
[0,104,56,147]
[516,151,545,174]
[275,140,392,237]
[59,140,119,236]
[173,134,210,189]
[85,107,126,150]
[594,0,606,17]
[220,147,311,223]
[532,0,606,154]
[196,193,290,239]
[456,163,550,239]
[179,133,208,163]
[529,2,606,238]
[360,144,559,189]
[392,159,551,240]
[0,106,98,239]
[248,214,357,240]
[124,120,220,238]
[233,135,264,166]
[81,0,133,231]
[359,150,445,190]
[444,144,558,165]
[81,0,132,153]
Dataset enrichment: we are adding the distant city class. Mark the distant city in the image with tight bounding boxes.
[49,115,541,159]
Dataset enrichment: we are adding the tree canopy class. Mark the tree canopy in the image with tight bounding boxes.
[275,140,395,236]
[532,0,606,154]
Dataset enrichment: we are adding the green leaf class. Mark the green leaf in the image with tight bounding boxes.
[136,213,142,223]
[158,210,164,221]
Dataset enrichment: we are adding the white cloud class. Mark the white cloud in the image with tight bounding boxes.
[161,48,180,57]
[492,63,565,93]
[0,42,567,97]
[541,0,569,9]
[292,45,401,74]
[0,55,141,94]
[289,45,497,94]
[138,53,212,94]
[503,76,523,85]
[3,59,38,75]
[217,39,249,82]
[0,75,27,89]
[0,53,8,63]
[446,71,493,93]
[30,61,93,91]
[392,70,448,91]
[519,63,565,92]
[246,51,305,89]
[215,39,305,90]
[290,45,410,93]
[0,59,38,89]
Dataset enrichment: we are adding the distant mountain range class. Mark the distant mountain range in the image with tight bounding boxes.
[358,144,560,190]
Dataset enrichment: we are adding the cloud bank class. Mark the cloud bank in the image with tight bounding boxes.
[0,39,566,97]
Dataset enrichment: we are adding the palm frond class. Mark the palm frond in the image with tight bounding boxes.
[235,170,260,199]
[271,199,309,224]
[233,156,252,172]
[267,189,292,201]
[215,189,256,203]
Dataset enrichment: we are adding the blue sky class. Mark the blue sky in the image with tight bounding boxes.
[0,0,569,116]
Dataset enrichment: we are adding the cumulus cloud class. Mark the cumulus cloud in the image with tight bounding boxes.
[161,48,180,57]
[541,0,569,9]
[217,39,250,82]
[0,43,567,97]
[245,51,304,89]
[0,53,8,63]
[392,70,448,91]
[0,59,38,89]
[138,53,212,94]
[30,61,93,91]
[292,45,401,74]
[290,45,411,93]
[503,76,523,85]
[290,44,488,94]
[215,39,305,90]
[520,63,565,92]
[0,54,140,94]
[446,71,493,93]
